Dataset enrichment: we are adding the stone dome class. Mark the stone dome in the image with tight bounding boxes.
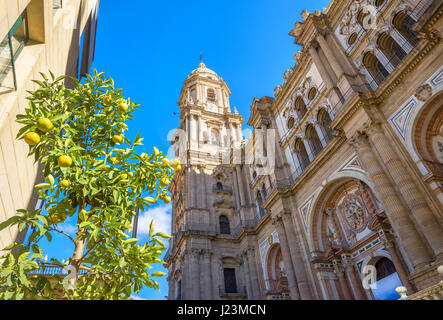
[187,61,221,81]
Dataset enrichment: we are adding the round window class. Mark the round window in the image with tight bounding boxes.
[287,117,295,129]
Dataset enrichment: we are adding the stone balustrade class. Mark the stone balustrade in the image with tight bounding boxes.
[396,265,443,300]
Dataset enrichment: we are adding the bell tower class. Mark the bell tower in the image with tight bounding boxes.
[166,60,258,300]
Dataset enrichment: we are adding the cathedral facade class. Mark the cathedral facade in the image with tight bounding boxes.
[165,0,443,300]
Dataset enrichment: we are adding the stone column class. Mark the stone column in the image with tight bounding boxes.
[344,261,367,300]
[316,33,344,79]
[350,132,432,268]
[313,121,329,147]
[382,237,415,294]
[280,210,313,299]
[247,247,261,299]
[190,249,200,300]
[308,41,335,89]
[272,216,301,299]
[201,250,213,299]
[302,137,315,162]
[235,165,246,207]
[366,122,443,260]
[333,265,353,300]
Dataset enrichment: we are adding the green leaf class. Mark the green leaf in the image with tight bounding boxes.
[34,183,51,190]
[0,216,20,232]
[154,232,172,239]
[124,238,138,244]
[151,271,166,277]
[149,220,154,237]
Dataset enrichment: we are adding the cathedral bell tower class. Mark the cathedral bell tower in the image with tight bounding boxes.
[166,60,258,300]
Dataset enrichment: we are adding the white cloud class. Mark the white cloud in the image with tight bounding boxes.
[58,223,77,235]
[130,295,146,300]
[137,204,172,237]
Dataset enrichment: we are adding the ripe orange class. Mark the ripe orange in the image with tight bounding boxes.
[118,102,128,111]
[24,132,41,146]
[60,179,70,188]
[58,155,73,167]
[163,196,171,204]
[112,135,123,144]
[161,158,169,166]
[103,96,112,105]
[36,118,53,132]
[160,178,170,187]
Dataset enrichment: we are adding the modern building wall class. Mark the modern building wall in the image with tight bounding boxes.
[0,0,99,250]
[166,0,443,300]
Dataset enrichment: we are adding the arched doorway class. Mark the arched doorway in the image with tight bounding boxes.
[309,177,410,300]
[368,257,403,300]
[265,244,290,300]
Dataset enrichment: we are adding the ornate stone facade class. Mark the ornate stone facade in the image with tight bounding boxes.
[165,0,443,300]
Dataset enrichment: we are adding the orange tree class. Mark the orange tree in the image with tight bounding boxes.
[0,70,181,299]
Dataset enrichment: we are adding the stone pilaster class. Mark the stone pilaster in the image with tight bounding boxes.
[343,261,367,300]
[279,210,313,299]
[349,132,432,269]
[333,264,353,300]
[190,249,200,300]
[201,249,213,299]
[246,246,261,299]
[366,122,443,260]
[272,216,301,299]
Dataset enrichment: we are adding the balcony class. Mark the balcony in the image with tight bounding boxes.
[219,285,247,298]
[213,184,233,193]
[27,261,88,276]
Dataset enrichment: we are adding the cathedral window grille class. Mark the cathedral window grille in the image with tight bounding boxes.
[207,88,216,102]
[362,52,389,87]
[223,268,238,293]
[318,109,334,143]
[377,33,406,68]
[392,11,419,47]
[294,138,310,173]
[176,280,182,300]
[219,215,231,234]
[306,125,323,157]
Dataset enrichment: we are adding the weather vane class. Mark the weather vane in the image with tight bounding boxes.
[200,52,203,63]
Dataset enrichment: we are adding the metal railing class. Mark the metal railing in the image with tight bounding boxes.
[213,184,233,193]
[344,0,433,56]
[219,285,247,296]
[232,217,260,236]
[27,262,88,276]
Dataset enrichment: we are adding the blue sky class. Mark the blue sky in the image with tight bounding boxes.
[37,0,332,300]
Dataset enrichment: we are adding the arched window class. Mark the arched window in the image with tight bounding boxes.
[211,128,220,146]
[318,109,334,143]
[216,182,223,190]
[287,117,295,130]
[295,96,307,120]
[306,125,323,157]
[294,138,310,172]
[375,257,396,280]
[207,88,216,102]
[308,87,317,101]
[348,32,358,46]
[219,215,230,234]
[377,32,406,68]
[393,11,418,47]
[363,52,389,86]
